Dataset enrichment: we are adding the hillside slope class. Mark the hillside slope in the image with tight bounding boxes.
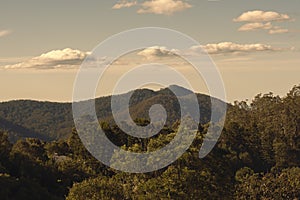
[0,85,226,142]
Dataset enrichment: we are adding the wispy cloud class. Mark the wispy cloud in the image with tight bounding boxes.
[3,43,293,70]
[112,0,192,15]
[136,43,291,59]
[0,30,12,38]
[238,22,289,35]
[112,0,137,9]
[193,42,290,55]
[269,28,289,34]
[1,48,92,70]
[234,10,294,34]
[234,10,291,22]
[238,22,273,31]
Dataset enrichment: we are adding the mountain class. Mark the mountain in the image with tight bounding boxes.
[0,85,227,142]
[158,85,194,96]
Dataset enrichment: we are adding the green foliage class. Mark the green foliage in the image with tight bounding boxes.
[235,167,300,199]
[0,85,299,199]
[67,176,125,200]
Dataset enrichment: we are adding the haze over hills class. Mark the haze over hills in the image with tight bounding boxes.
[0,85,226,142]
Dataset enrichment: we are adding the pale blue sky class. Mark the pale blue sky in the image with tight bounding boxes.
[0,0,299,102]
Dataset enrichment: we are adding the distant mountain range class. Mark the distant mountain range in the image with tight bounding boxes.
[0,85,227,142]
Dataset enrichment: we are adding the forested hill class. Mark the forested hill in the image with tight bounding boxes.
[0,100,73,142]
[0,85,223,142]
[0,85,299,199]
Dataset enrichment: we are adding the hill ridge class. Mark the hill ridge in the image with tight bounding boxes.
[0,85,226,142]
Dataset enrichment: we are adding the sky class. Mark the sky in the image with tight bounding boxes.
[0,0,299,103]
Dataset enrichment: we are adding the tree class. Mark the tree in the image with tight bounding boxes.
[67,176,125,200]
[235,167,300,199]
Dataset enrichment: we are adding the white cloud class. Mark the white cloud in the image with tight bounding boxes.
[234,10,293,34]
[2,48,92,70]
[238,22,273,31]
[136,43,291,61]
[138,0,192,15]
[137,43,291,58]
[3,44,293,70]
[238,22,289,34]
[137,46,179,60]
[0,30,12,38]
[112,0,192,15]
[192,42,285,55]
[112,0,137,9]
[234,10,291,22]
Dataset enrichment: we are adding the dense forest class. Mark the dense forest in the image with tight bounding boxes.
[0,85,299,199]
